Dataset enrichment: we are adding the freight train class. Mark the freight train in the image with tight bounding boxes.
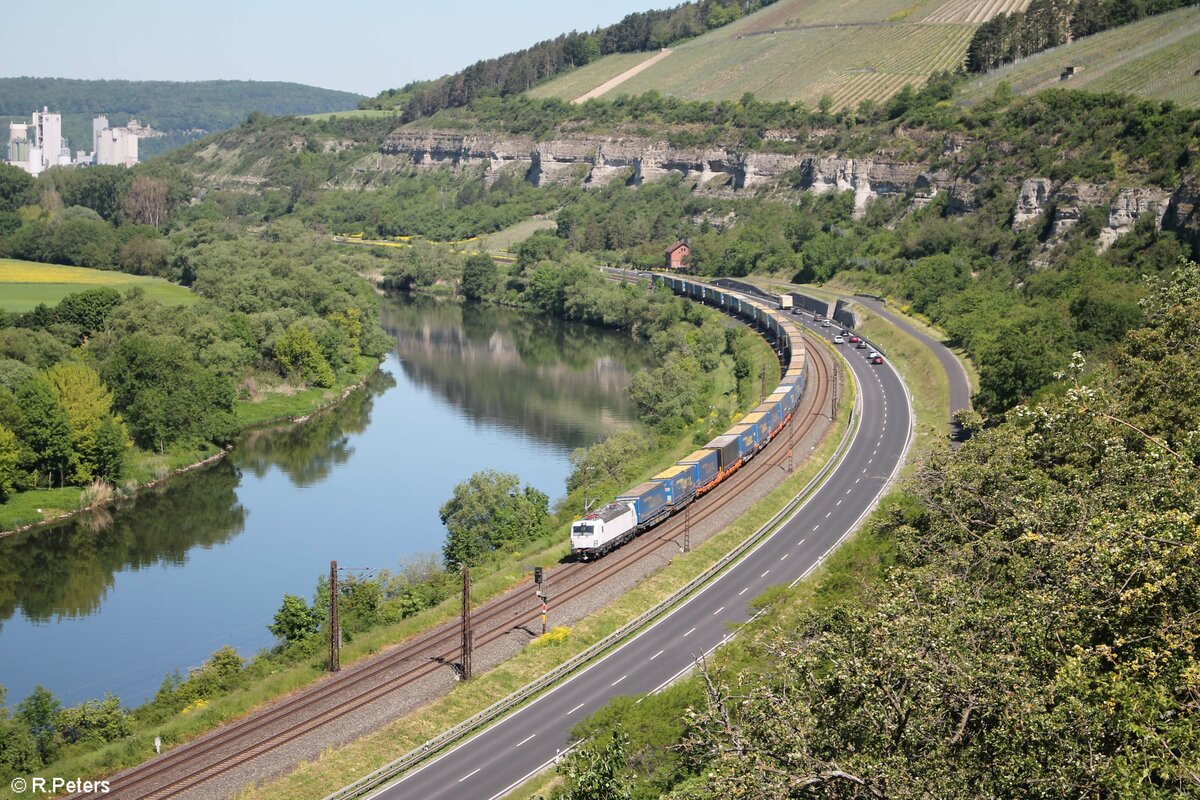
[570,275,807,560]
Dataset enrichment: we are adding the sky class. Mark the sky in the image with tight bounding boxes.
[0,1,662,97]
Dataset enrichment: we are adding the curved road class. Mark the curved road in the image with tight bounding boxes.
[371,316,913,800]
[852,297,972,442]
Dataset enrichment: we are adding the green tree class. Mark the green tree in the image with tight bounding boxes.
[269,593,322,646]
[43,361,119,484]
[0,163,34,212]
[0,425,19,501]
[0,685,40,777]
[91,414,129,483]
[56,694,131,746]
[461,253,498,302]
[102,333,237,451]
[550,728,632,800]
[274,323,335,387]
[17,686,62,764]
[15,378,72,487]
[440,470,550,568]
[55,287,123,342]
[629,353,707,429]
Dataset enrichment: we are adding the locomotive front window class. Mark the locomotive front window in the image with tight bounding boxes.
[574,524,594,534]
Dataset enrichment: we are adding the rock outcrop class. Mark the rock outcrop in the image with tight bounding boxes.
[1098,188,1171,252]
[1013,178,1053,231]
[376,129,1199,255]
[1013,178,1184,260]
[1165,174,1200,257]
[1047,180,1108,243]
[379,130,940,216]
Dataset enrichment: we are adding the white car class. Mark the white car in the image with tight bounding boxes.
[833,335,845,344]
[868,351,880,359]
[820,319,832,327]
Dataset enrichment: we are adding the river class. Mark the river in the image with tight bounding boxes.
[0,297,646,708]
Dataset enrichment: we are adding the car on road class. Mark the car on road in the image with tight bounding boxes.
[871,355,884,364]
[840,329,849,336]
[848,335,861,344]
[833,335,844,344]
[820,319,832,327]
[856,340,867,349]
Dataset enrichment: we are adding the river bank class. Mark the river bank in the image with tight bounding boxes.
[0,356,382,538]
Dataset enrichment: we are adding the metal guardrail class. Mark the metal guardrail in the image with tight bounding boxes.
[322,369,861,800]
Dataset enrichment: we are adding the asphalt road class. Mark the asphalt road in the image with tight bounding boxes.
[852,297,972,442]
[371,316,912,800]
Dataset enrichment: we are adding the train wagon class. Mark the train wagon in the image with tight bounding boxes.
[771,386,797,416]
[617,481,671,529]
[739,412,771,448]
[728,423,760,459]
[753,400,784,436]
[571,501,638,560]
[704,434,743,474]
[653,464,698,508]
[677,449,721,495]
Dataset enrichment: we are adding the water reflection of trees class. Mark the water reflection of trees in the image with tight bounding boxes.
[234,370,397,486]
[383,297,646,449]
[0,463,246,624]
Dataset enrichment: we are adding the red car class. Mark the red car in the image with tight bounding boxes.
[871,354,884,365]
[849,335,861,344]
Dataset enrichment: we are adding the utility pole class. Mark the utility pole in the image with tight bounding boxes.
[328,560,340,673]
[759,363,766,404]
[831,365,838,419]
[461,564,472,680]
[686,496,696,554]
[787,406,795,473]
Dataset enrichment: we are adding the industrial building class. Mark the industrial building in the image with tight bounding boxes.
[5,108,139,174]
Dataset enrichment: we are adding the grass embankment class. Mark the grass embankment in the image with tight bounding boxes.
[302,109,403,120]
[0,258,197,312]
[0,356,379,534]
[477,217,557,255]
[237,346,853,800]
[527,52,662,102]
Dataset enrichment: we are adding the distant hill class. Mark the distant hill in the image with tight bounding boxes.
[0,77,364,159]
[529,0,1030,109]
[957,6,1200,107]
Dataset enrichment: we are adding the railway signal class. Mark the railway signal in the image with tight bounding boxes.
[534,566,548,635]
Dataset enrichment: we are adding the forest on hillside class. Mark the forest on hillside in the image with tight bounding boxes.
[368,0,780,120]
[965,0,1199,72]
[0,78,363,159]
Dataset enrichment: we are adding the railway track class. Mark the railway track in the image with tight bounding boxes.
[75,327,833,800]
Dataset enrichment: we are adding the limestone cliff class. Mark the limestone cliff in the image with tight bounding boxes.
[374,128,1197,255]
[380,130,943,217]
